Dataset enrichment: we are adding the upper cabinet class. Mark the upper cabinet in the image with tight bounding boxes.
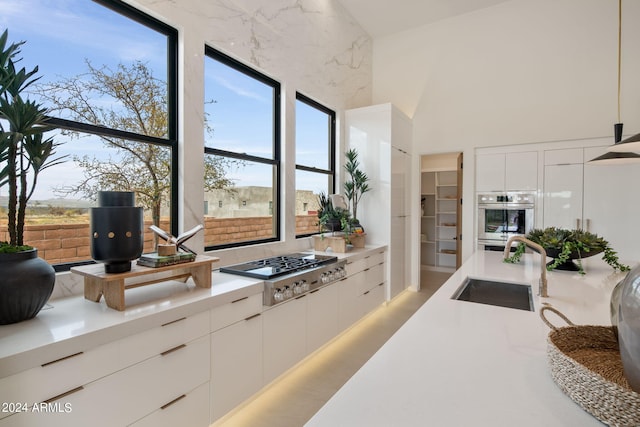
[476,151,538,192]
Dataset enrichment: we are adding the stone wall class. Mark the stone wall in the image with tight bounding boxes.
[0,215,320,264]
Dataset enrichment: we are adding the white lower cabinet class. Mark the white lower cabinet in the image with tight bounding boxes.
[306,284,339,354]
[130,382,210,427]
[1,335,210,427]
[262,295,307,384]
[210,310,263,422]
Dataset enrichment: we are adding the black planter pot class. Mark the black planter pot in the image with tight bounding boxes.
[0,248,55,325]
[90,191,144,273]
[544,247,603,271]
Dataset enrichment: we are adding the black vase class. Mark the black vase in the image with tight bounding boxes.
[90,191,143,273]
[0,248,55,325]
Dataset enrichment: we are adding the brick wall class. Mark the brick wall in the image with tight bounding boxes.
[0,215,320,264]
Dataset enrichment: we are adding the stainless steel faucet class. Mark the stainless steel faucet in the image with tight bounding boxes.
[504,236,548,297]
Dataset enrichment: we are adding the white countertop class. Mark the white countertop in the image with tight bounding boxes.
[306,250,630,427]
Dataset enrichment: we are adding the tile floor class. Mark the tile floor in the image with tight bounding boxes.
[213,270,451,427]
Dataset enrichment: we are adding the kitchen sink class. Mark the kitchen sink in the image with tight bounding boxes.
[451,278,534,311]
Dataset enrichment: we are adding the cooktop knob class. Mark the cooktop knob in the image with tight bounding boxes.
[283,286,293,299]
[274,289,284,302]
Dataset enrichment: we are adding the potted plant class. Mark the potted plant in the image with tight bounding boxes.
[317,191,346,233]
[343,148,370,225]
[504,227,629,275]
[0,30,64,324]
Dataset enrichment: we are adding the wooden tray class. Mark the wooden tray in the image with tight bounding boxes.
[71,255,219,311]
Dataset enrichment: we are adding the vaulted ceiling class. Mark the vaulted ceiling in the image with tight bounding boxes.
[337,0,512,38]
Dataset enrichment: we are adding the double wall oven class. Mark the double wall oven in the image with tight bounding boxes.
[477,192,535,251]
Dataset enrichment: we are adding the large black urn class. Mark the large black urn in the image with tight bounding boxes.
[90,191,143,273]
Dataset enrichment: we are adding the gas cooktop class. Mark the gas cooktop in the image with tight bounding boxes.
[219,253,338,280]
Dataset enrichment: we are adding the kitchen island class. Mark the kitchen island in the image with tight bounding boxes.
[306,250,631,426]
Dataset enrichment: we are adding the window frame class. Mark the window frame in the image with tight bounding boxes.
[45,0,179,271]
[295,92,336,238]
[203,46,282,250]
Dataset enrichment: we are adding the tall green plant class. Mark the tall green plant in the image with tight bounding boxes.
[0,29,65,248]
[343,148,370,222]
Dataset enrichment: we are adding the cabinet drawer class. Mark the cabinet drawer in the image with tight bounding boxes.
[130,382,210,427]
[0,340,121,419]
[361,282,385,315]
[365,251,385,268]
[210,293,262,332]
[116,310,210,368]
[1,335,210,427]
[361,263,385,294]
[345,258,366,276]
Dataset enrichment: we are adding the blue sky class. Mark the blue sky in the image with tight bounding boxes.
[1,0,331,202]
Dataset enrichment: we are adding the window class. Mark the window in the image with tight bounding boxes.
[295,93,336,236]
[204,47,281,249]
[2,0,178,269]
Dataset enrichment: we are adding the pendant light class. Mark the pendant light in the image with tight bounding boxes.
[589,0,640,164]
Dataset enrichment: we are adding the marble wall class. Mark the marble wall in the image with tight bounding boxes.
[52,0,373,300]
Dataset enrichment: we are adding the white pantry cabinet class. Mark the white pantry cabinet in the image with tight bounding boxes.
[345,103,411,299]
[476,151,538,192]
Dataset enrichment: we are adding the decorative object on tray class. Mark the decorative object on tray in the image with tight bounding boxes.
[90,191,143,273]
[138,224,204,268]
[0,30,62,324]
[504,227,629,275]
[612,263,640,393]
[540,305,640,426]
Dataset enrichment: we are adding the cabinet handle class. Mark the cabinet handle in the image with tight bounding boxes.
[41,352,84,367]
[162,317,186,327]
[161,344,186,356]
[43,386,84,404]
[295,294,307,300]
[245,313,261,321]
[364,290,370,295]
[161,394,186,410]
[310,289,320,294]
[231,296,249,304]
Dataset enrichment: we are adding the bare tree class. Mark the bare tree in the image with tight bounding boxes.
[37,60,237,226]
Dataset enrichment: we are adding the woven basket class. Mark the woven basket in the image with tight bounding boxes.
[540,306,640,427]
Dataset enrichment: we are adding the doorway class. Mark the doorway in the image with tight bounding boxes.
[419,152,463,290]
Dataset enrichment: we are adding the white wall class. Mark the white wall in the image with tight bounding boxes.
[372,0,640,259]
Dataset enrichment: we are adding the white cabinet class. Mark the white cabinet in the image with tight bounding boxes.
[210,294,263,423]
[262,295,308,384]
[307,284,339,354]
[543,148,583,230]
[0,311,211,427]
[346,103,412,299]
[131,382,210,427]
[2,335,210,427]
[543,146,640,264]
[476,151,537,192]
[338,251,386,331]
